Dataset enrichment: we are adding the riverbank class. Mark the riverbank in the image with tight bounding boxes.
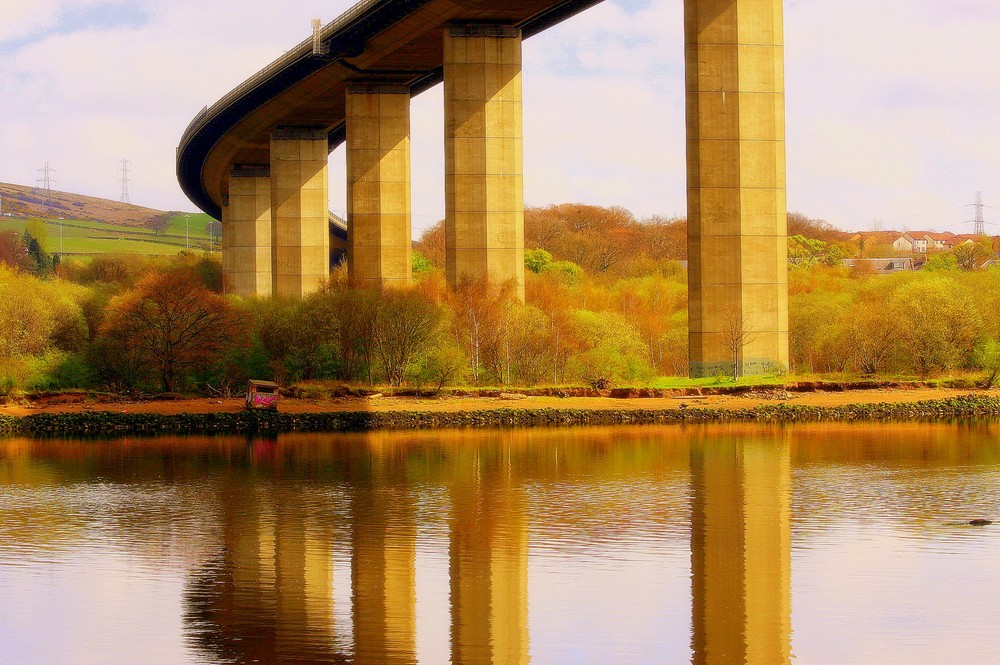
[2,388,999,436]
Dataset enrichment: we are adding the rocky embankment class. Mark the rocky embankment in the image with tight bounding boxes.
[2,394,999,437]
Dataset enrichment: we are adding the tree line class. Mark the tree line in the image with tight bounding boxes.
[3,205,1000,396]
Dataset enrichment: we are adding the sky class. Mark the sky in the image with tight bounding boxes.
[2,0,1000,237]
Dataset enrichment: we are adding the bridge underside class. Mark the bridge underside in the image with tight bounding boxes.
[177,0,789,376]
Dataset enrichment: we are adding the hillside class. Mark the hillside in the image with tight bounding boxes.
[0,181,170,228]
[0,183,216,259]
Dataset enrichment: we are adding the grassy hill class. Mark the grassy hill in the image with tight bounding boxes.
[0,182,215,259]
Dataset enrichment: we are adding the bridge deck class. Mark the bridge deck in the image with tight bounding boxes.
[177,0,603,220]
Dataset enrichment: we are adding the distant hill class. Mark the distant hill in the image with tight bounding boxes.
[0,182,173,228]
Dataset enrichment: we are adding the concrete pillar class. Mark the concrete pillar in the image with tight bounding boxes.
[690,435,791,664]
[270,128,330,298]
[685,0,789,377]
[346,83,412,288]
[444,24,525,301]
[220,198,233,293]
[227,165,272,296]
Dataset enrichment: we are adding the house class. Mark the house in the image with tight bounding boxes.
[842,257,915,273]
[848,231,914,255]
[908,231,957,252]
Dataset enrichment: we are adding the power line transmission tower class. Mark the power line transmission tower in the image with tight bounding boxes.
[973,191,986,236]
[119,158,132,204]
[37,162,56,207]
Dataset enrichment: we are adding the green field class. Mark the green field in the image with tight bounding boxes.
[0,214,217,258]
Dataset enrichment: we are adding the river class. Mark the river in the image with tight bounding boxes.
[2,422,1000,663]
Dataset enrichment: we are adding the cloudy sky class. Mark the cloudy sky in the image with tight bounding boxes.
[2,0,999,236]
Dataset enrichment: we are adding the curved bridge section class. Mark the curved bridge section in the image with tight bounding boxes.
[176,0,790,377]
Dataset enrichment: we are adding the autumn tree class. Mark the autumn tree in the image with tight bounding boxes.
[414,219,446,268]
[0,231,31,271]
[952,238,993,272]
[99,268,237,392]
[374,289,443,386]
[525,271,575,384]
[449,277,517,385]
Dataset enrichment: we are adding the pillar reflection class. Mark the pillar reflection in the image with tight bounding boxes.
[351,447,417,665]
[185,478,340,663]
[449,449,530,665]
[690,435,792,665]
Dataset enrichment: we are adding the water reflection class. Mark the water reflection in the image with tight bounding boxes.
[351,452,417,665]
[3,424,1000,664]
[449,449,529,665]
[691,434,791,664]
[185,479,341,663]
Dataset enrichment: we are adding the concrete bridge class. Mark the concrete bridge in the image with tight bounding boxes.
[176,0,788,377]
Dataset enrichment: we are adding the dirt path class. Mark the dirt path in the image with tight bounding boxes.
[0,387,984,418]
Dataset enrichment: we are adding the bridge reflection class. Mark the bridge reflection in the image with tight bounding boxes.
[180,430,791,664]
[691,434,792,664]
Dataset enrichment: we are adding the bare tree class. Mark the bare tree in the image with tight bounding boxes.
[720,304,756,382]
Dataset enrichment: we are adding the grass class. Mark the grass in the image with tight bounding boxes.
[0,215,216,258]
[165,213,215,238]
[650,374,793,389]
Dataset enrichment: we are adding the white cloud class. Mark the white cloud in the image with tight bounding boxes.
[1,0,999,234]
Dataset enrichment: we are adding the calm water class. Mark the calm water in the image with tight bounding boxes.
[2,423,1000,664]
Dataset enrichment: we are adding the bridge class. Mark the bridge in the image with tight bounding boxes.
[176,0,788,377]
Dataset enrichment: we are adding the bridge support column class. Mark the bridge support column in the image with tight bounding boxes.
[443,24,525,300]
[346,83,412,288]
[685,0,789,377]
[226,165,272,296]
[270,129,330,298]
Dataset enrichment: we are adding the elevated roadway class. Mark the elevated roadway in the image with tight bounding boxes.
[176,0,602,221]
[176,0,790,377]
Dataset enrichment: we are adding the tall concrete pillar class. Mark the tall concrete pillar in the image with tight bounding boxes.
[444,24,525,301]
[685,0,789,377]
[270,128,330,298]
[220,198,233,293]
[690,435,792,664]
[227,165,272,296]
[346,83,412,288]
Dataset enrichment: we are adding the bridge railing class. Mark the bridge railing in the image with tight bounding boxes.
[177,0,384,153]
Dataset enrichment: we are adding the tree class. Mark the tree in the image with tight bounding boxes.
[524,248,553,274]
[100,268,237,392]
[333,287,381,383]
[449,277,517,386]
[22,230,55,276]
[897,276,981,377]
[973,337,1000,388]
[374,289,442,386]
[414,220,446,268]
[720,304,756,381]
[843,296,902,375]
[952,239,993,272]
[0,231,31,271]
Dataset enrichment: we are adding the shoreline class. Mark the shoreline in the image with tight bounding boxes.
[2,390,1000,436]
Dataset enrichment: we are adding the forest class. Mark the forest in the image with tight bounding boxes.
[2,205,1000,396]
